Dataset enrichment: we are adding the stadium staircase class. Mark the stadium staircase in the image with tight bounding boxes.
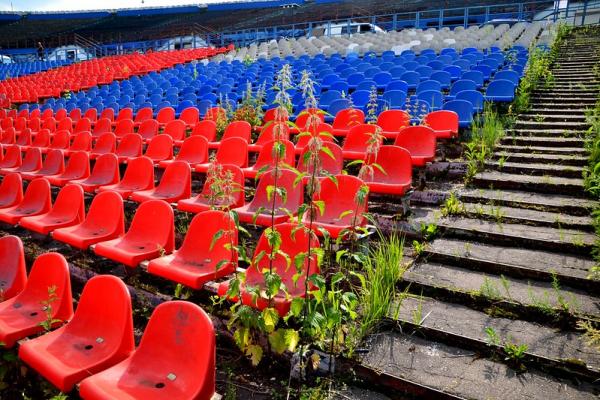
[358,27,600,399]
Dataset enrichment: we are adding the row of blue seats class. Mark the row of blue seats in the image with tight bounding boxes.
[0,60,73,81]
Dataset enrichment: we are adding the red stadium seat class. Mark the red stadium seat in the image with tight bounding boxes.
[177,164,245,213]
[98,108,114,123]
[423,110,459,139]
[332,108,365,136]
[361,145,412,196]
[0,178,52,225]
[191,120,216,142]
[42,129,70,153]
[20,184,85,235]
[21,149,64,180]
[294,122,334,155]
[115,133,143,163]
[157,107,175,126]
[293,108,325,134]
[148,210,237,288]
[195,137,248,173]
[84,109,98,123]
[18,275,134,392]
[65,131,92,156]
[130,161,190,204]
[57,118,73,133]
[0,147,41,175]
[90,132,116,159]
[0,235,26,301]
[242,139,295,179]
[377,110,411,139]
[393,126,437,167]
[0,252,72,348]
[306,174,368,238]
[97,156,154,199]
[137,120,159,142]
[113,108,133,126]
[163,120,186,142]
[52,191,124,250]
[133,107,153,128]
[208,120,251,149]
[114,119,134,138]
[218,223,320,316]
[180,107,199,127]
[16,128,32,147]
[159,135,208,169]
[72,153,120,193]
[142,134,173,164]
[1,127,16,145]
[203,107,226,122]
[79,301,216,400]
[46,151,90,186]
[0,173,23,208]
[341,124,381,160]
[248,122,290,153]
[94,200,175,267]
[74,118,92,135]
[29,128,51,149]
[0,145,22,169]
[234,168,303,226]
[297,141,343,178]
[92,118,112,138]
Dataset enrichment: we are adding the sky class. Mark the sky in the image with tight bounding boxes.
[0,0,228,12]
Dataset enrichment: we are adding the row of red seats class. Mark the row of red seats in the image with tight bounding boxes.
[0,46,231,105]
[0,237,216,398]
[0,129,414,197]
[0,166,368,238]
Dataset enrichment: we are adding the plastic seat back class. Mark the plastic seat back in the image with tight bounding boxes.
[56,118,73,133]
[48,130,70,151]
[215,137,248,167]
[153,161,191,199]
[91,133,117,155]
[22,184,85,229]
[442,101,472,127]
[365,145,412,185]
[0,235,26,301]
[68,131,92,153]
[73,118,90,136]
[332,108,365,131]
[157,107,175,125]
[254,123,290,147]
[79,301,216,399]
[0,173,23,207]
[123,200,175,253]
[34,149,65,177]
[394,126,437,157]
[15,147,42,172]
[138,120,159,141]
[11,178,52,216]
[92,118,112,137]
[116,133,143,159]
[145,134,174,162]
[342,124,381,153]
[101,156,155,195]
[114,119,134,137]
[250,140,295,173]
[313,174,368,230]
[162,120,185,142]
[16,128,32,147]
[0,145,21,169]
[134,107,153,125]
[31,129,50,148]
[196,164,246,210]
[222,121,251,142]
[247,223,319,297]
[376,110,411,133]
[180,107,199,127]
[423,110,459,134]
[191,120,217,142]
[297,141,343,176]
[175,135,208,165]
[250,168,303,212]
[57,151,90,179]
[86,153,120,185]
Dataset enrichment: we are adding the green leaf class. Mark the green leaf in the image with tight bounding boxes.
[246,344,263,366]
[290,297,304,317]
[313,200,325,216]
[209,229,224,251]
[261,307,280,333]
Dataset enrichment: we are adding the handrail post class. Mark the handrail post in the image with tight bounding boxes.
[439,9,444,29]
[392,14,397,31]
[464,7,469,28]
[415,11,420,28]
[582,0,588,25]
[517,3,523,20]
[484,6,490,23]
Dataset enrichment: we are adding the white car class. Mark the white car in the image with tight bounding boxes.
[312,22,383,37]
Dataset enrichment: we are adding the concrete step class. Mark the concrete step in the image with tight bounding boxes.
[392,296,600,378]
[423,238,596,289]
[495,144,588,156]
[459,202,594,231]
[457,187,597,216]
[512,120,590,131]
[501,135,586,147]
[435,216,595,255]
[473,171,585,196]
[359,330,597,400]
[518,114,588,123]
[485,160,584,179]
[405,262,600,318]
[492,151,588,167]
